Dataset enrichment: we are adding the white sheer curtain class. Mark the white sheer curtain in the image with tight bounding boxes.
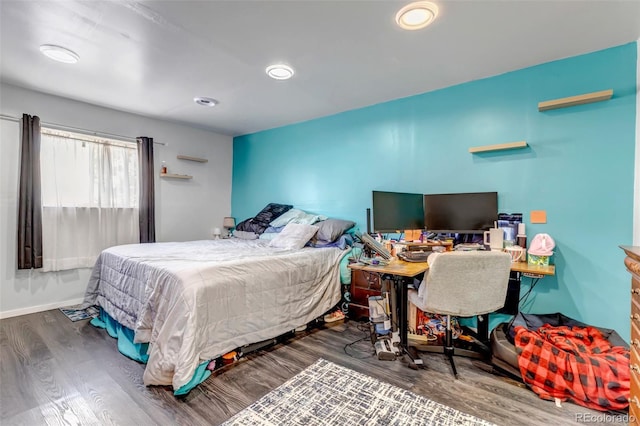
[40,129,139,271]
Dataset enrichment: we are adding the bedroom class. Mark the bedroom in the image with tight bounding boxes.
[1,1,639,425]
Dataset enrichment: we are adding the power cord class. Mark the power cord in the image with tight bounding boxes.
[519,277,541,311]
[343,322,375,359]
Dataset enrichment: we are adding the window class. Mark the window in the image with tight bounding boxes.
[40,129,140,271]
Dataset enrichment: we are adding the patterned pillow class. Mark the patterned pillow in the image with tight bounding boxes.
[253,203,293,227]
[236,203,293,234]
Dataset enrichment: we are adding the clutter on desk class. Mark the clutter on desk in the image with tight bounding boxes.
[528,233,555,266]
[498,213,523,245]
[505,245,526,262]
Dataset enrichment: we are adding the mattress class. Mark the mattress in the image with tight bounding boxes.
[84,239,347,389]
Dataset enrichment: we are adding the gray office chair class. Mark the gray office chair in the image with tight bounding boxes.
[408,250,512,378]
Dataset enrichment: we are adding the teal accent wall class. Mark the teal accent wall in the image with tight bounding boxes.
[233,43,637,340]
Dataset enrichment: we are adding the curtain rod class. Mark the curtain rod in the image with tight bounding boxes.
[0,114,167,146]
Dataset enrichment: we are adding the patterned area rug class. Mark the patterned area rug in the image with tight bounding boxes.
[223,358,495,426]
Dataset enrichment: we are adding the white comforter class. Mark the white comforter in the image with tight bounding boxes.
[85,239,347,389]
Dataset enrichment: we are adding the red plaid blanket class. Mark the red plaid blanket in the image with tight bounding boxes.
[514,324,629,411]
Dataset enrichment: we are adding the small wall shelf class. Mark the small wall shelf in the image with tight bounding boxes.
[160,173,192,179]
[538,89,613,112]
[469,141,528,154]
[177,155,208,163]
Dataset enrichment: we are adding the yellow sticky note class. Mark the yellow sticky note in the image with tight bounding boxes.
[530,210,547,224]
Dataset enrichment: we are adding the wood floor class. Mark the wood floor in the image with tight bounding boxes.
[0,310,625,425]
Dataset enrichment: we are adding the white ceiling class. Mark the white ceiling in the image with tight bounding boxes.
[1,1,639,137]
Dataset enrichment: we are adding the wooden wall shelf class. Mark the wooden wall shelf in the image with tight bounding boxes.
[177,155,208,163]
[160,173,192,179]
[469,141,528,154]
[538,89,613,112]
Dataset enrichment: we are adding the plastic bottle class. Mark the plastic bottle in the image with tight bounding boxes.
[161,161,167,174]
[516,223,526,248]
[516,234,527,249]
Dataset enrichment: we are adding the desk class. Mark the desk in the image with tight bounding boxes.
[348,259,555,364]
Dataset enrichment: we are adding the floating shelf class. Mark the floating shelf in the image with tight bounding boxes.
[538,89,613,112]
[160,173,192,179]
[469,141,528,154]
[177,155,208,163]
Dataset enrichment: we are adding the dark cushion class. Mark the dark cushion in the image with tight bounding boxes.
[314,218,355,243]
[235,203,293,235]
[235,218,268,234]
[253,203,293,227]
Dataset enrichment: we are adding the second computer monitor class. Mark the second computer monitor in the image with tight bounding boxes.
[423,191,498,233]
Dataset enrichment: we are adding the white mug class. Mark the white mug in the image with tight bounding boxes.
[484,228,504,251]
[504,245,525,262]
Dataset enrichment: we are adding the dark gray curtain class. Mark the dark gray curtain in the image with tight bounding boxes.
[17,114,43,269]
[137,137,155,243]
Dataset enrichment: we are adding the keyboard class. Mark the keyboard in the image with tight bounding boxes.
[398,251,430,263]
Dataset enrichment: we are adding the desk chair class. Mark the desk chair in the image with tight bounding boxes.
[408,251,511,378]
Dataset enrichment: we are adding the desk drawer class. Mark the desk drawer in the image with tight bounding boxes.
[352,270,382,291]
[631,346,640,423]
[626,256,640,282]
[630,403,640,426]
[350,285,382,309]
[632,300,640,338]
[633,276,640,298]
[349,270,382,319]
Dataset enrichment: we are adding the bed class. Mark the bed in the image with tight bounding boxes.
[84,238,348,392]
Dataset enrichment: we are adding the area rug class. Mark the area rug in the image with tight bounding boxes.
[59,305,99,322]
[222,358,495,426]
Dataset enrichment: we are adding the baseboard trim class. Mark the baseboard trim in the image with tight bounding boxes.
[0,298,85,319]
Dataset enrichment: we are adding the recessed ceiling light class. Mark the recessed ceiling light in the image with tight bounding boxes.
[266,64,294,80]
[39,44,79,64]
[395,1,439,30]
[193,97,218,107]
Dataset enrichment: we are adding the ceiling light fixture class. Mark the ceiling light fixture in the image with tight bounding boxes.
[193,97,218,107]
[39,44,80,64]
[266,64,294,80]
[395,1,439,30]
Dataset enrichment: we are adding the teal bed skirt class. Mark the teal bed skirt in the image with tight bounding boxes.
[90,308,210,396]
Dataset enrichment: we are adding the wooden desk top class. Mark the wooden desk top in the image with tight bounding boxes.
[348,259,555,277]
[510,262,555,276]
[348,259,429,277]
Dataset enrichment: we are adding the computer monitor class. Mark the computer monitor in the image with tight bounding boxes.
[372,191,425,233]
[423,191,498,233]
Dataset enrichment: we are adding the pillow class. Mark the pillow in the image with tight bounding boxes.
[269,208,306,228]
[253,203,293,227]
[258,226,284,240]
[270,208,327,227]
[290,211,327,225]
[269,223,319,250]
[235,218,268,234]
[314,218,356,243]
[259,232,279,241]
[232,230,258,240]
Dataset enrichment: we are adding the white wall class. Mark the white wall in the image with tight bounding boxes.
[0,83,233,317]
